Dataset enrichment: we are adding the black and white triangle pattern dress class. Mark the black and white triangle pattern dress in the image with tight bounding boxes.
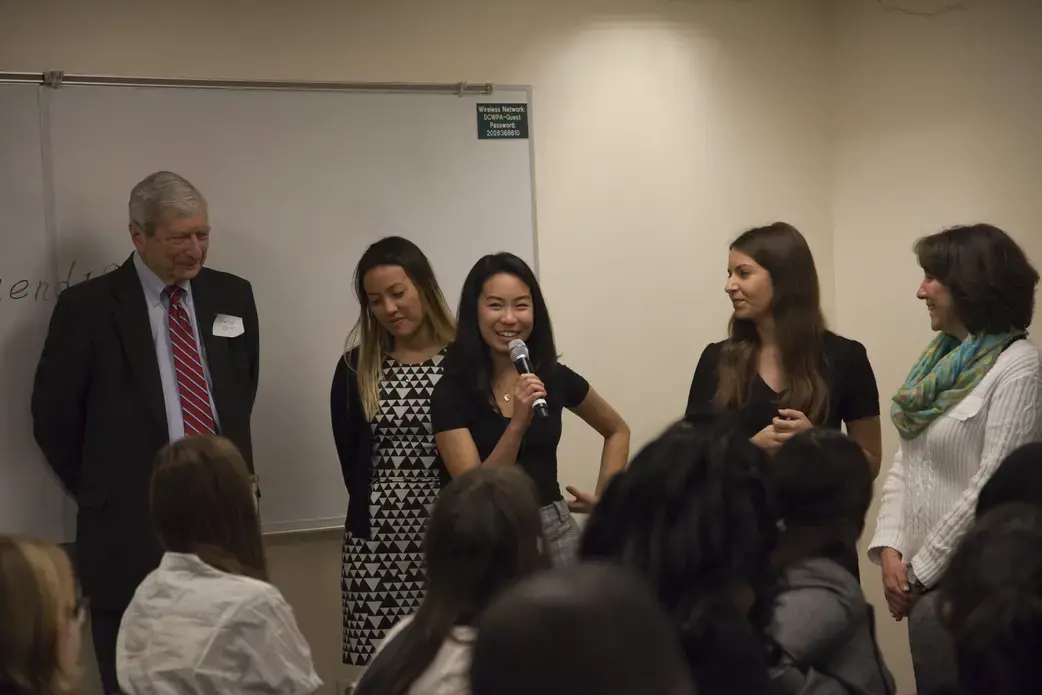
[341,349,445,665]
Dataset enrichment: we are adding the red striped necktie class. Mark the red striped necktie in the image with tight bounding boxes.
[164,286,216,437]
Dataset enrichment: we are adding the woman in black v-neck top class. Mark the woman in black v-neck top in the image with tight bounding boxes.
[432,253,630,567]
[687,333,880,443]
[684,223,882,579]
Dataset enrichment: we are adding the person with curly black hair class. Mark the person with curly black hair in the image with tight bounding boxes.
[579,414,776,695]
[937,503,1042,695]
[768,429,895,695]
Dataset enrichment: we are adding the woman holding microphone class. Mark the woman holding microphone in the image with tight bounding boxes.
[431,252,630,566]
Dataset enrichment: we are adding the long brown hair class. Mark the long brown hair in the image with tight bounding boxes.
[353,468,548,695]
[715,222,829,423]
[344,237,456,421]
[151,436,268,581]
[0,537,80,695]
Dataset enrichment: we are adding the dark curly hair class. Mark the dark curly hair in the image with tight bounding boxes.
[579,414,777,654]
[938,503,1042,695]
[915,224,1038,334]
[975,443,1042,519]
[770,428,874,546]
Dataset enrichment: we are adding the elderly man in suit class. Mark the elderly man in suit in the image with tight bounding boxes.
[31,171,260,694]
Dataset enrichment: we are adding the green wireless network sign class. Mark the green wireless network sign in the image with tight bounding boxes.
[476,103,529,140]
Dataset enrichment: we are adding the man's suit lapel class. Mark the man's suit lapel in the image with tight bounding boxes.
[112,255,168,435]
[190,269,231,435]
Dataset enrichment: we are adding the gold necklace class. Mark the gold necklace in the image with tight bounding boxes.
[498,376,516,403]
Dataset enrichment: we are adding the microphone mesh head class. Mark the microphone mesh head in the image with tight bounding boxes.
[508,339,529,362]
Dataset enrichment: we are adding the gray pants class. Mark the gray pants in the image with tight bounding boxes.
[540,499,580,567]
[908,589,958,694]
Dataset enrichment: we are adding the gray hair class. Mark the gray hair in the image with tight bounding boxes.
[128,171,207,236]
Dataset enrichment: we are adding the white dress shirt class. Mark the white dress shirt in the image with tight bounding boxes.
[869,339,1042,587]
[116,552,322,695]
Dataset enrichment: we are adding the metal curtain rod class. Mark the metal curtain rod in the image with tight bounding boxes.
[0,71,494,95]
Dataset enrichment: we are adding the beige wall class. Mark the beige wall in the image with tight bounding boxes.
[3,0,1041,694]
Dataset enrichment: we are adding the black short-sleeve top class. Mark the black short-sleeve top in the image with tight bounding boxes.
[431,362,590,506]
[685,331,880,438]
[684,331,879,581]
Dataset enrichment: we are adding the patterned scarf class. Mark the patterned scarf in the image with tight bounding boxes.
[891,330,1026,440]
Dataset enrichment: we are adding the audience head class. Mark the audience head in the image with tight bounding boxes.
[976,443,1042,519]
[471,563,695,695]
[353,467,546,695]
[346,236,456,418]
[0,537,83,695]
[151,435,267,580]
[580,415,776,634]
[938,503,1042,695]
[914,223,1038,337]
[446,252,556,393]
[423,466,547,618]
[770,429,874,555]
[719,222,829,422]
[128,171,209,284]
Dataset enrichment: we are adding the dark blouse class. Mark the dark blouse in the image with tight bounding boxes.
[685,331,880,438]
[684,331,880,579]
[431,362,590,507]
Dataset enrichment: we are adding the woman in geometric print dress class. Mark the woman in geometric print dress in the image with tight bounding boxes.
[330,236,457,665]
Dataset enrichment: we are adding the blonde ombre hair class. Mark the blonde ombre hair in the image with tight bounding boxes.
[344,237,456,421]
[0,536,81,694]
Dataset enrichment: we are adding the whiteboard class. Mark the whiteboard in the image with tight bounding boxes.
[0,85,71,542]
[2,82,536,536]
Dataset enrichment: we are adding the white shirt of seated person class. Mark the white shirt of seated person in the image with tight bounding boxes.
[116,552,322,695]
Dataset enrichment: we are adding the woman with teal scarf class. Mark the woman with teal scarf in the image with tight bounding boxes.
[869,224,1042,695]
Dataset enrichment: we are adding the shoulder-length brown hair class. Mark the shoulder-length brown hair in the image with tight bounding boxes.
[915,224,1039,335]
[715,222,829,423]
[151,436,268,581]
[0,536,80,695]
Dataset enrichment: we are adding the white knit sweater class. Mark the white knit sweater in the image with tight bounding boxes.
[868,339,1042,588]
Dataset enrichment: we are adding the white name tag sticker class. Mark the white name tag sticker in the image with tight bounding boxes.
[213,314,245,338]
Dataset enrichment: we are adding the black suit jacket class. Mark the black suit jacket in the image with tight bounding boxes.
[31,255,259,610]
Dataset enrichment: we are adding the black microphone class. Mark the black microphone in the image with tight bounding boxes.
[508,339,549,418]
